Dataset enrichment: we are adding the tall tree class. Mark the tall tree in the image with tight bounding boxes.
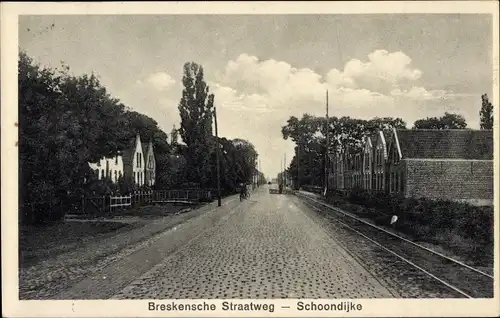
[413,112,467,129]
[480,94,494,130]
[178,62,215,187]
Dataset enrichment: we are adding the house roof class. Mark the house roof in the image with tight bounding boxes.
[395,129,493,160]
[382,129,393,145]
[121,136,138,167]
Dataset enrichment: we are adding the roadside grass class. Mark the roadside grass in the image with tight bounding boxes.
[19,221,137,266]
[19,203,203,267]
[324,188,494,269]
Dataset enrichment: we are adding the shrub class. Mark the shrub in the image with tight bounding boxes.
[344,188,493,264]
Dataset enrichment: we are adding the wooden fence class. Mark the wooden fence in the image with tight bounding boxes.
[70,189,213,217]
[21,189,218,221]
[153,189,212,203]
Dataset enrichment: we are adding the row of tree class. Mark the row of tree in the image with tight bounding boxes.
[281,97,494,188]
[19,52,264,224]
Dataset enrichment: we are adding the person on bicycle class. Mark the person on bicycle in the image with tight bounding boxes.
[240,183,247,200]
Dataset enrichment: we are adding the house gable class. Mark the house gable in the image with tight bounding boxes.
[147,140,156,169]
[375,130,389,159]
[388,127,402,162]
[132,133,145,170]
[363,136,373,171]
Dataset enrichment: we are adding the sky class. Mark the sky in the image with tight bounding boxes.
[19,14,493,179]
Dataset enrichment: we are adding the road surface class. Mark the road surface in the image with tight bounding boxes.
[108,187,392,299]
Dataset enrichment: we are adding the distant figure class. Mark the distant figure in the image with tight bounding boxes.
[240,183,248,201]
[278,183,283,194]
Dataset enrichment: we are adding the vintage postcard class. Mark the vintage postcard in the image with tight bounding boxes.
[2,1,499,317]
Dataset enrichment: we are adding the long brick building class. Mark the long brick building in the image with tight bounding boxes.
[329,128,494,206]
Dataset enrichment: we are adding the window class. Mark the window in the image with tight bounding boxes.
[400,173,404,193]
[114,170,117,181]
[133,172,136,184]
[101,169,104,179]
[390,173,393,193]
[115,156,118,165]
[395,172,399,193]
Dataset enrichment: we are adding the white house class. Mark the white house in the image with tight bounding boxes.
[88,133,153,186]
[122,133,146,186]
[88,155,124,183]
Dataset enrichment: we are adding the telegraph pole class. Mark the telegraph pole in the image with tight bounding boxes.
[214,106,221,207]
[284,153,287,187]
[297,142,300,190]
[280,158,283,184]
[258,159,261,186]
[253,153,257,190]
[324,90,329,196]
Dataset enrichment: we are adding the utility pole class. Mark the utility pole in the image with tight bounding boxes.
[214,106,221,207]
[280,158,283,184]
[284,153,287,187]
[324,90,329,196]
[297,142,300,190]
[253,153,256,190]
[258,159,261,186]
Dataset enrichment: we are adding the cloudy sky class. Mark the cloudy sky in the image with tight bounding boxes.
[19,14,493,179]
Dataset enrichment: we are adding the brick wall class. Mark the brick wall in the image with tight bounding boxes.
[405,159,493,202]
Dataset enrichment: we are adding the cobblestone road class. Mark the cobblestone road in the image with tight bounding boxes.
[112,189,393,299]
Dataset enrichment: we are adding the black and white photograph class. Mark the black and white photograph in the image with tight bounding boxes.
[2,1,499,317]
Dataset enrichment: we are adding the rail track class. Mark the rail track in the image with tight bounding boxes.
[295,191,494,299]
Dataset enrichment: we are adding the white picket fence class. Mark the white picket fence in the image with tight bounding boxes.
[109,195,132,213]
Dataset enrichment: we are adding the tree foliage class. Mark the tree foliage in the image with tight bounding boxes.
[480,94,494,130]
[19,51,129,205]
[19,51,173,223]
[413,112,467,129]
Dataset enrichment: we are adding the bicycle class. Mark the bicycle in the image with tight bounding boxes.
[240,190,250,201]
